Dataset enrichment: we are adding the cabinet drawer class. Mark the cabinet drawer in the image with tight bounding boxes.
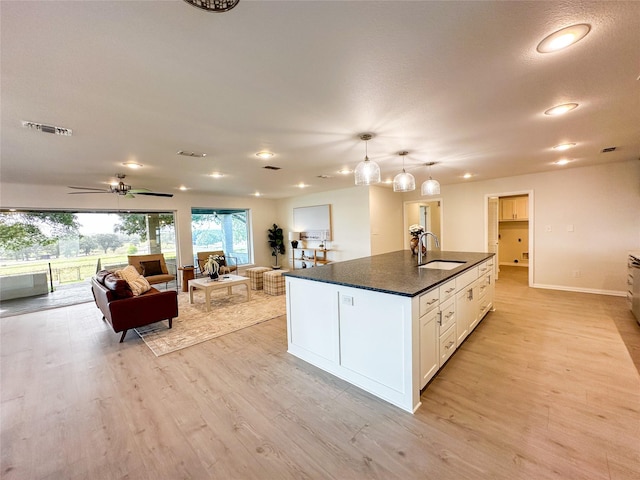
[477,279,489,299]
[419,289,440,316]
[439,298,456,334]
[455,266,478,290]
[439,325,457,367]
[478,259,493,276]
[439,279,457,302]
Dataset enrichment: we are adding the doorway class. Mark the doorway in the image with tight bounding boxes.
[403,199,443,251]
[486,191,533,286]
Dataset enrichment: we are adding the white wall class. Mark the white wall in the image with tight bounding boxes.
[4,159,639,294]
[0,182,279,269]
[369,186,404,255]
[276,186,371,267]
[404,160,640,295]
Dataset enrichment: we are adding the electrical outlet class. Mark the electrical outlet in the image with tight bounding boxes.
[341,295,354,306]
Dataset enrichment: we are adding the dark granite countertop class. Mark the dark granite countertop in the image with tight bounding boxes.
[284,250,495,297]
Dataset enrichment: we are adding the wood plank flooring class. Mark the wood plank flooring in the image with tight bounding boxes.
[1,266,639,479]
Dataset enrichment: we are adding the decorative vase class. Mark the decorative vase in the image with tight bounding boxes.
[410,236,427,256]
[410,236,419,255]
[209,271,219,281]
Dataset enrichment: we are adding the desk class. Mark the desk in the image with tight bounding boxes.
[188,275,251,311]
[178,266,195,292]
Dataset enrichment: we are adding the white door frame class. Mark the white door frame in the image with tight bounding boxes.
[484,190,534,287]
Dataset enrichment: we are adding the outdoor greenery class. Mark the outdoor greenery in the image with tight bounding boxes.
[0,211,176,286]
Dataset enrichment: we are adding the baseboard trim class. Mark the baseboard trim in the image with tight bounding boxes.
[532,283,626,297]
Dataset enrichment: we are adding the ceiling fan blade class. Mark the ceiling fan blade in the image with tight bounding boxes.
[67,191,111,194]
[129,188,151,193]
[68,186,110,192]
[135,192,174,198]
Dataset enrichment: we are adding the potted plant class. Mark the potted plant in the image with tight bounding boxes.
[268,223,285,269]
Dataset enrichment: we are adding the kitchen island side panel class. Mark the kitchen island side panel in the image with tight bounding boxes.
[286,276,420,413]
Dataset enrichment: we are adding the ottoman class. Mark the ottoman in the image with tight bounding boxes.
[263,269,288,296]
[246,266,271,290]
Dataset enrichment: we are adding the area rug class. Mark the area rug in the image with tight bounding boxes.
[135,288,286,356]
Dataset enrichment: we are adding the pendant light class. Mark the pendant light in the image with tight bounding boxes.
[354,133,381,185]
[393,151,415,192]
[421,162,440,196]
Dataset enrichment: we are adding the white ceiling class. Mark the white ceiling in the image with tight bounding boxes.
[2,1,639,199]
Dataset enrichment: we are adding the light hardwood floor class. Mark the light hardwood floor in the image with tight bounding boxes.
[1,266,639,479]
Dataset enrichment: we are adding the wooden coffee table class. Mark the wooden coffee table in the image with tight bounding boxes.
[188,274,251,312]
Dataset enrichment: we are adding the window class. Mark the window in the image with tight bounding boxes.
[191,208,251,265]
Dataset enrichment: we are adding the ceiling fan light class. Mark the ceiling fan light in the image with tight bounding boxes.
[421,177,440,196]
[393,171,415,192]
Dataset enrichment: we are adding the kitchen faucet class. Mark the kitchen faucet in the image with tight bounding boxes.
[418,232,440,265]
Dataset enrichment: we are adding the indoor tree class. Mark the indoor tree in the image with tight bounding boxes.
[267,223,285,268]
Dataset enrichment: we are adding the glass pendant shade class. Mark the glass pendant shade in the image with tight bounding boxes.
[393,170,415,192]
[354,158,381,185]
[421,177,441,196]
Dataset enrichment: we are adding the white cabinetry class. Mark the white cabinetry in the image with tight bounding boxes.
[419,308,439,388]
[456,282,476,345]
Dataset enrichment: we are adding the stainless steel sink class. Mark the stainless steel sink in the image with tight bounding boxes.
[419,260,465,270]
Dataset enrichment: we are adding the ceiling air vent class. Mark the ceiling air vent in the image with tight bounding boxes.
[602,146,617,153]
[263,165,281,170]
[22,120,72,136]
[317,174,332,179]
[177,150,207,157]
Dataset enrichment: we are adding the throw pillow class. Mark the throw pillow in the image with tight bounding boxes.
[104,273,134,299]
[95,269,111,285]
[140,260,163,277]
[116,265,151,296]
[116,265,142,284]
[127,275,152,296]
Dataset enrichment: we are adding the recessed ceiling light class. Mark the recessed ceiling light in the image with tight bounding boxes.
[122,162,143,169]
[179,186,188,191]
[337,168,353,175]
[384,179,393,185]
[253,191,262,197]
[544,103,579,116]
[537,24,591,53]
[553,143,576,151]
[210,172,224,178]
[297,182,308,188]
[554,159,572,166]
[256,151,274,159]
[463,173,473,179]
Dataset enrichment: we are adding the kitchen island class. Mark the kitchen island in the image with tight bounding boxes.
[284,250,495,413]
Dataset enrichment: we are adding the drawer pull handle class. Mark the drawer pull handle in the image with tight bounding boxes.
[446,341,455,350]
[445,287,455,294]
[427,298,438,305]
[445,312,454,319]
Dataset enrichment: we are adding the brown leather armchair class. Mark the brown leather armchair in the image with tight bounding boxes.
[128,253,176,287]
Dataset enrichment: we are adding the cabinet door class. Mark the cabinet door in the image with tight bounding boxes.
[500,198,516,220]
[420,308,439,388]
[456,283,477,345]
[515,196,528,220]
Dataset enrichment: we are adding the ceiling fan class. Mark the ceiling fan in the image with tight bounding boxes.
[67,174,173,198]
